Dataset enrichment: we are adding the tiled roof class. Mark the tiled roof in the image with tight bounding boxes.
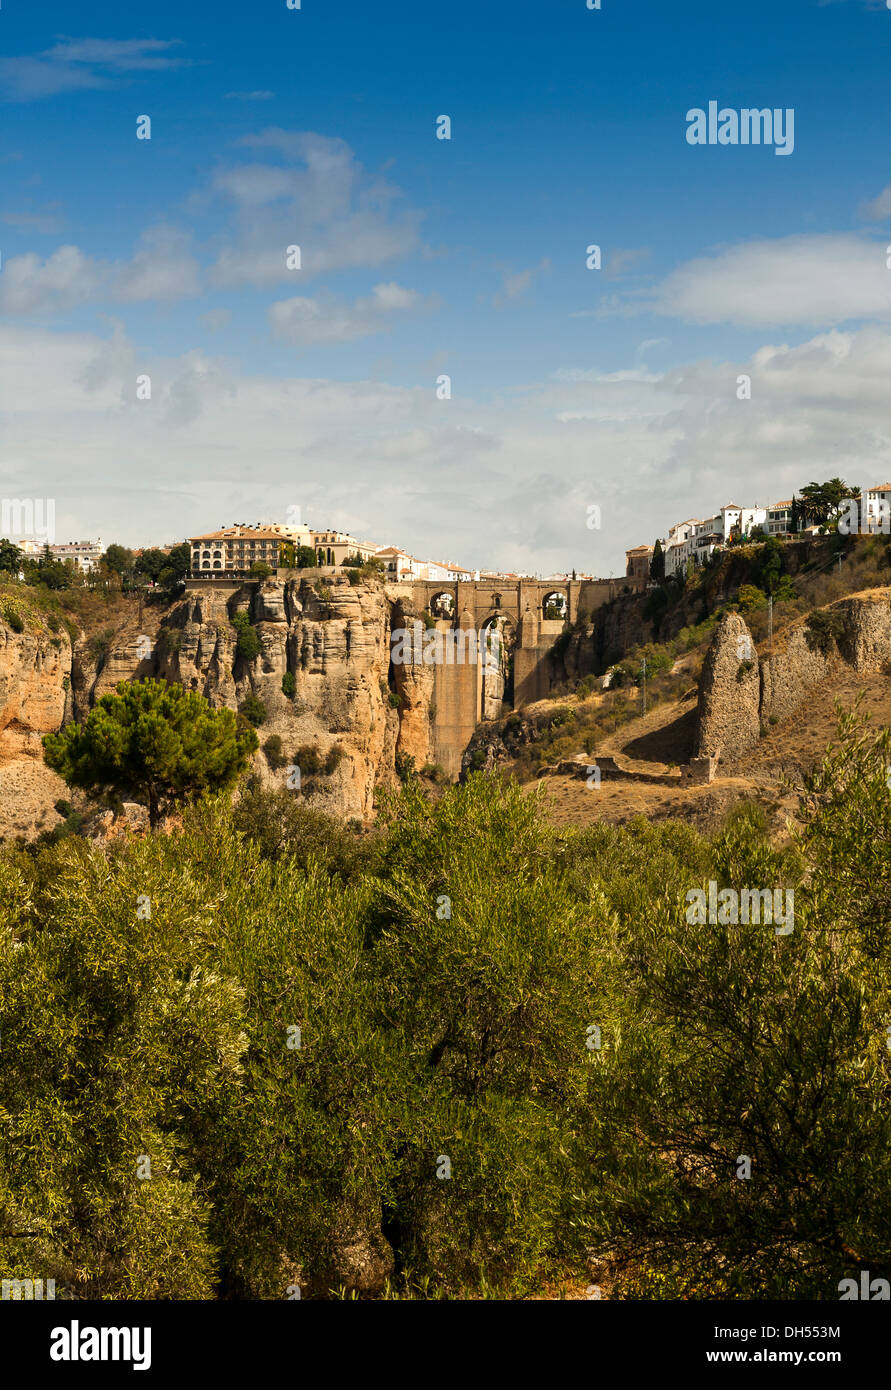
[190,527,283,542]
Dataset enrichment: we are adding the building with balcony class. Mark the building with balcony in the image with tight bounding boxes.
[190,525,284,575]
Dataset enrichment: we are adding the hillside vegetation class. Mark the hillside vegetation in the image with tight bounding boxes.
[1,709,889,1300]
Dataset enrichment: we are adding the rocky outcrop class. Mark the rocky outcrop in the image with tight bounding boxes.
[0,618,71,760]
[0,575,455,836]
[154,576,401,821]
[72,612,163,720]
[695,611,761,758]
[696,589,891,763]
[460,702,574,778]
[838,592,891,672]
[759,624,833,727]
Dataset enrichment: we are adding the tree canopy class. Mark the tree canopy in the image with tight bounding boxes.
[0,538,23,573]
[43,679,258,827]
[134,548,170,583]
[103,543,135,577]
[4,707,888,1300]
[798,478,859,527]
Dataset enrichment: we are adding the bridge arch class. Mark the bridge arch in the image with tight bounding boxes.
[428,589,456,620]
[541,590,568,621]
[480,613,516,718]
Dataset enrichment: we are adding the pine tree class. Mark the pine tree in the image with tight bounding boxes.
[43,679,257,827]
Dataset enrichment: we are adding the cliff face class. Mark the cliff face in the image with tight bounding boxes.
[0,577,420,836]
[154,576,402,820]
[697,589,891,761]
[548,596,649,689]
[0,617,72,839]
[72,610,164,721]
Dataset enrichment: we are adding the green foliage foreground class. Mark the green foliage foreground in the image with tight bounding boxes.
[1,711,889,1300]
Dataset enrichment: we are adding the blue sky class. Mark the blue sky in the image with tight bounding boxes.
[2,0,891,574]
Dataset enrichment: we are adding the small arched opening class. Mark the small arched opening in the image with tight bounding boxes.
[429,590,456,620]
[542,591,567,621]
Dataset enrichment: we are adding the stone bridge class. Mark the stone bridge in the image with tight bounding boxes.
[387,576,631,776]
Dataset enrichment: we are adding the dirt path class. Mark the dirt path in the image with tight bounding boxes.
[597,691,698,773]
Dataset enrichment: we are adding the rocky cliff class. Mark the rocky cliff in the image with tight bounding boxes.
[0,610,73,840]
[696,588,891,761]
[153,576,403,820]
[0,576,429,835]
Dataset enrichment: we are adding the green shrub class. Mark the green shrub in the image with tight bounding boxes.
[324,744,345,774]
[804,608,845,655]
[281,671,296,699]
[87,627,116,664]
[294,743,321,776]
[737,583,767,613]
[238,694,267,727]
[43,677,257,828]
[157,626,183,656]
[394,750,416,783]
[232,612,262,663]
[5,713,889,1301]
[263,734,287,769]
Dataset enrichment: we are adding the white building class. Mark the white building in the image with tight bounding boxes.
[832,484,891,535]
[663,519,701,577]
[663,503,770,576]
[766,501,794,535]
[51,539,104,572]
[311,529,378,566]
[190,525,284,574]
[17,538,104,571]
[375,547,474,582]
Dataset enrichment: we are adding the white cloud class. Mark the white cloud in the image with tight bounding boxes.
[860,184,891,221]
[201,308,231,332]
[212,165,301,205]
[0,226,201,313]
[0,246,103,313]
[3,320,891,575]
[209,130,423,286]
[605,247,651,278]
[636,337,670,357]
[647,234,891,327]
[268,282,429,346]
[492,258,550,308]
[0,207,64,234]
[0,38,189,102]
[111,226,201,303]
